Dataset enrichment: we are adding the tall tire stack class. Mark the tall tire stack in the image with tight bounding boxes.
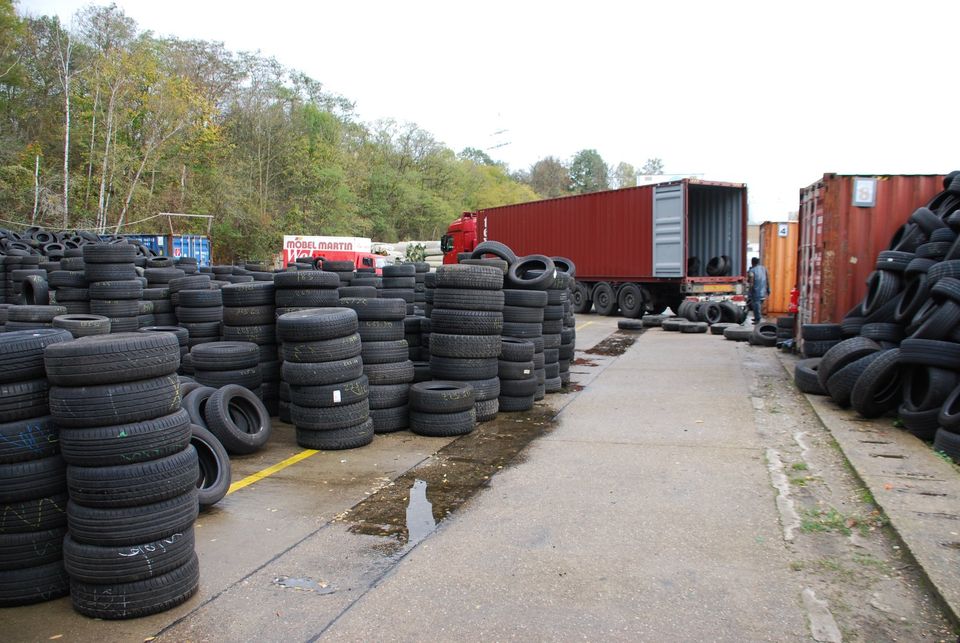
[175,256,199,275]
[350,270,381,296]
[506,255,557,397]
[143,262,184,326]
[553,257,578,387]
[43,332,200,619]
[409,381,476,437]
[4,255,40,304]
[0,328,73,607]
[5,305,67,332]
[279,307,374,450]
[49,253,90,314]
[381,264,416,316]
[429,264,503,422]
[191,342,262,396]
[405,316,423,361]
[321,260,355,288]
[274,271,340,315]
[340,297,413,434]
[177,288,222,350]
[498,337,537,412]
[222,281,279,414]
[413,262,429,314]
[543,271,570,392]
[423,272,436,318]
[83,243,141,333]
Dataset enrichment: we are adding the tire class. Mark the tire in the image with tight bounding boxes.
[274,289,340,308]
[283,333,363,363]
[592,282,617,316]
[88,280,143,300]
[221,323,276,344]
[21,275,49,305]
[506,255,556,290]
[52,313,111,337]
[430,309,504,335]
[276,307,358,342]
[709,322,734,336]
[617,284,644,319]
[361,339,411,364]
[0,378,50,423]
[802,339,842,358]
[432,288,504,312]
[697,301,722,325]
[498,360,535,380]
[191,341,260,370]
[722,325,752,342]
[934,429,960,462]
[794,358,826,395]
[0,455,65,503]
[435,264,503,290]
[682,321,709,334]
[898,404,940,441]
[705,255,730,276]
[475,398,499,422]
[410,408,476,437]
[894,273,930,323]
[363,360,415,385]
[66,446,198,508]
[0,328,72,383]
[369,405,409,433]
[338,286,378,298]
[900,339,960,368]
[470,241,518,265]
[222,305,275,326]
[825,352,883,407]
[274,271,340,288]
[902,366,957,411]
[749,323,778,346]
[70,552,199,620]
[221,281,275,306]
[910,206,947,234]
[499,377,537,397]
[59,409,191,467]
[916,241,952,259]
[358,320,405,342]
[191,424,230,508]
[0,560,70,607]
[194,367,262,391]
[499,337,535,361]
[429,356,497,380]
[289,376,369,408]
[862,270,901,316]
[49,375,181,429]
[382,264,415,277]
[367,382,407,409]
[571,282,591,314]
[295,418,374,450]
[337,297,406,321]
[498,395,534,412]
[850,349,903,418]
[44,331,180,387]
[875,250,914,272]
[204,385,272,454]
[817,337,882,389]
[801,324,843,341]
[409,381,476,413]
[501,305,544,323]
[283,357,364,386]
[503,289,548,308]
[859,322,903,343]
[85,263,137,281]
[0,416,57,464]
[66,487,198,546]
[0,526,66,570]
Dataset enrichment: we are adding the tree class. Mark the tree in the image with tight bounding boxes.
[459,147,495,166]
[569,149,609,194]
[613,161,636,188]
[527,156,570,198]
[640,157,664,175]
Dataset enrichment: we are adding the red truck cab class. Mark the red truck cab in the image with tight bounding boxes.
[440,212,478,264]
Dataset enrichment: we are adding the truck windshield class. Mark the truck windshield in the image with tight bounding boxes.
[440,234,453,253]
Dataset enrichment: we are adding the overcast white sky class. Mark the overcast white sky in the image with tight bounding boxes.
[22,0,960,222]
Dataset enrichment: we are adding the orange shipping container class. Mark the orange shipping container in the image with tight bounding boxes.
[759,221,798,315]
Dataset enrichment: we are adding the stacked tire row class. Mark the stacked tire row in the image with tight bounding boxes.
[503,256,555,398]
[413,262,429,313]
[280,308,374,450]
[409,381,477,437]
[340,298,414,434]
[192,342,262,396]
[176,287,222,350]
[430,264,504,424]
[84,243,141,333]
[498,337,537,412]
[554,257,577,387]
[222,281,280,413]
[44,332,200,619]
[143,260,181,326]
[48,252,88,314]
[0,328,72,607]
[5,304,67,332]
[794,171,960,462]
[381,264,416,316]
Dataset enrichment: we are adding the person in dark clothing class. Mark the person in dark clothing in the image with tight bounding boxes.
[747,257,770,324]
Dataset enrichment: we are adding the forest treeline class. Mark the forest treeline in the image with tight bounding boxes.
[0,2,661,260]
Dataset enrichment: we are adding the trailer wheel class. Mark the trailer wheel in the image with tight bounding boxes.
[617,284,644,318]
[571,282,592,314]
[592,282,617,316]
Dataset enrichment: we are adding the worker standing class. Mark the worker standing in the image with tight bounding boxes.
[747,257,770,324]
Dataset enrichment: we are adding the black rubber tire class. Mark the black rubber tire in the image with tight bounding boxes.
[0,415,57,464]
[435,264,503,290]
[705,255,730,276]
[430,309,504,335]
[850,348,902,418]
[221,281,275,306]
[194,366,262,390]
[0,328,72,384]
[21,275,49,305]
[283,357,364,386]
[817,337,882,389]
[801,339,841,358]
[499,377,537,397]
[276,307,358,342]
[290,400,370,431]
[475,398,499,422]
[502,289,548,308]
[894,273,930,324]
[283,334,362,363]
[67,446,197,508]
[498,395,534,412]
[470,241,518,265]
[695,302,721,325]
[0,526,66,570]
[182,386,217,429]
[66,487,198,546]
[592,282,617,316]
[221,305,274,326]
[682,321,709,334]
[274,271,340,288]
[52,314,111,338]
[825,352,883,407]
[916,241,952,259]
[274,289,340,308]
[910,301,960,341]
[899,339,960,368]
[431,288,504,312]
[410,408,476,437]
[794,358,826,395]
[337,297,406,321]
[191,424,230,508]
[367,382,407,410]
[749,323,778,347]
[204,385,272,454]
[499,337,535,362]
[83,243,136,263]
[382,264,415,277]
[295,418,374,450]
[0,454,65,503]
[801,324,843,341]
[898,403,940,441]
[0,560,70,607]
[49,375,181,429]
[617,284,644,319]
[875,250,914,272]
[862,270,901,317]
[0,378,50,423]
[88,280,143,300]
[429,356,497,380]
[498,359,535,379]
[934,429,960,462]
[925,260,960,285]
[360,360,413,385]
[289,376,369,408]
[910,206,947,234]
[428,333,501,359]
[361,339,411,364]
[902,366,958,412]
[191,341,260,370]
[44,331,180,387]
[59,409,191,467]
[859,322,903,343]
[369,405,409,433]
[501,305,544,324]
[221,324,276,345]
[70,552,199,620]
[506,255,556,290]
[358,320,405,342]
[409,381,476,413]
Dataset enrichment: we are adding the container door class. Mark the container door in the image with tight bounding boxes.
[652,185,684,277]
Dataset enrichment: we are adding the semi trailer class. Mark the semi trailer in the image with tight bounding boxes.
[441,179,748,316]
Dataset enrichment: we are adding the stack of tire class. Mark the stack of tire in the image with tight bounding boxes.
[405,316,423,361]
[423,272,436,318]
[140,325,189,364]
[192,342,262,396]
[413,262,429,313]
[0,328,72,607]
[5,305,67,332]
[222,281,279,414]
[274,271,340,314]
[177,287,222,350]
[409,381,476,437]
[175,256,199,275]
[322,260,355,288]
[553,258,578,386]
[350,270,381,295]
[791,171,960,463]
[143,260,183,327]
[44,332,200,619]
[340,297,414,434]
[381,264,416,316]
[505,256,557,396]
[6,256,42,304]
[84,243,141,333]
[279,307,374,450]
[430,264,504,422]
[48,252,89,315]
[498,337,537,412]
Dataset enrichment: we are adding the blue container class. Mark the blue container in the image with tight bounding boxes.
[117,234,166,255]
[172,235,211,267]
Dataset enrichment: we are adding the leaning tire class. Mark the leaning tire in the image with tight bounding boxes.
[191,425,230,508]
[203,385,272,454]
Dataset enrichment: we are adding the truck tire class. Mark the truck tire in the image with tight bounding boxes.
[592,282,617,316]
[571,282,592,314]
[617,284,644,319]
[697,301,723,325]
[506,255,556,290]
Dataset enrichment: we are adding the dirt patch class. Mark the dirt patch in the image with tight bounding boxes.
[572,357,599,367]
[340,405,559,543]
[585,330,639,356]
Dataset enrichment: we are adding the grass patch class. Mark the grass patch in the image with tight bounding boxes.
[852,553,891,573]
[857,486,876,506]
[789,476,809,487]
[791,462,809,471]
[801,507,850,534]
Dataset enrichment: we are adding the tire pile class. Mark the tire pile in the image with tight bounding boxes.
[430,264,504,424]
[192,342,262,395]
[45,332,200,619]
[498,337,537,412]
[409,381,476,437]
[381,264,416,316]
[340,298,414,434]
[143,259,181,326]
[53,313,110,338]
[0,328,72,607]
[84,243,141,333]
[794,171,960,463]
[5,304,67,332]
[222,281,279,413]
[176,287,222,350]
[280,307,374,450]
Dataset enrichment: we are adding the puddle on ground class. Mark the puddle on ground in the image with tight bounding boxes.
[273,575,336,594]
[340,405,559,543]
[585,330,641,356]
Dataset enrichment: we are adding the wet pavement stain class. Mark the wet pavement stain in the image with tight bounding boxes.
[584,329,642,356]
[273,576,336,594]
[340,405,559,542]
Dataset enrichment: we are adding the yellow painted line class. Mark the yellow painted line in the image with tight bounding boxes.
[227,449,319,495]
[576,321,594,331]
